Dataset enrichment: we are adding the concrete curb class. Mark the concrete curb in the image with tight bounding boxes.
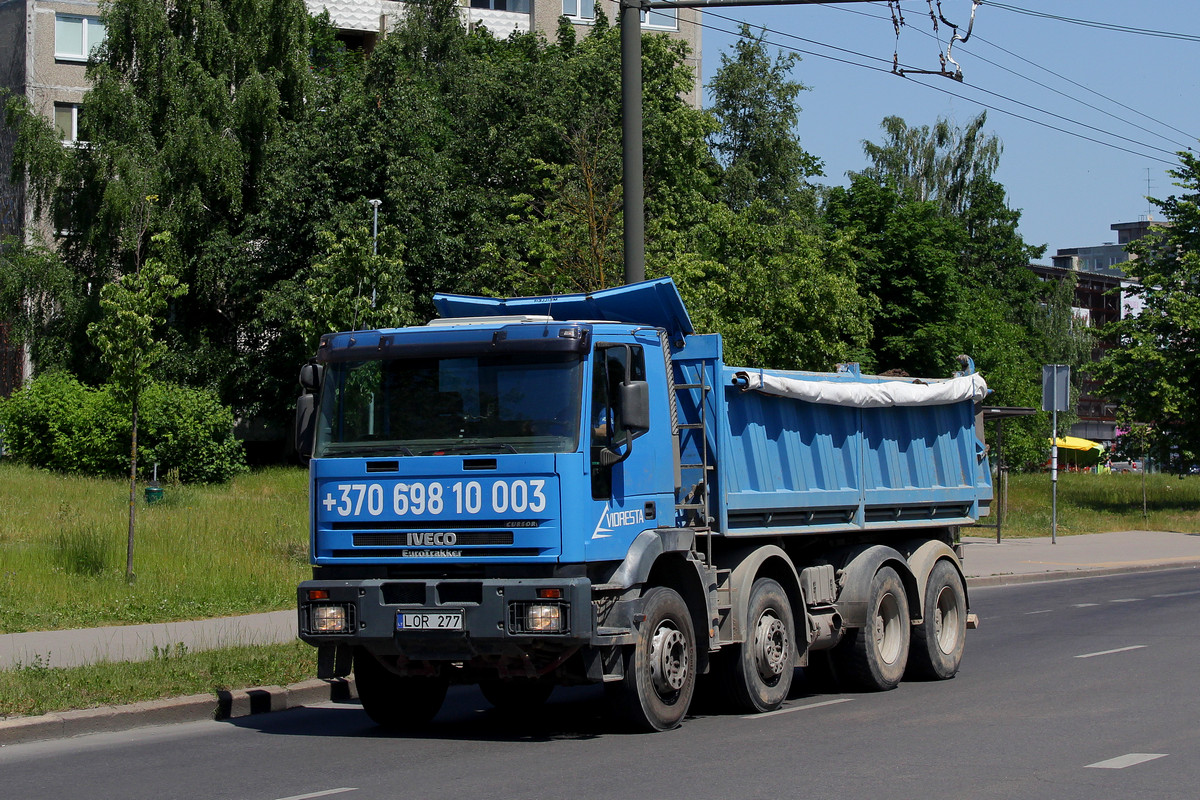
[0,677,356,748]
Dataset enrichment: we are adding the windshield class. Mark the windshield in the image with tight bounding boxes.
[315,352,584,457]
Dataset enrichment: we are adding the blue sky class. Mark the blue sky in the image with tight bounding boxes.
[695,1,1198,263]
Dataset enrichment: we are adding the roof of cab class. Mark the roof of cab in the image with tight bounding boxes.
[432,277,694,342]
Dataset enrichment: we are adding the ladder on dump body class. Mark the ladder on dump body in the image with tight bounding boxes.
[672,360,712,533]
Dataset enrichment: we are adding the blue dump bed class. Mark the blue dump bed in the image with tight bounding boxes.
[670,331,992,539]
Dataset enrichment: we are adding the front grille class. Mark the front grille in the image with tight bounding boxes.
[353,531,515,547]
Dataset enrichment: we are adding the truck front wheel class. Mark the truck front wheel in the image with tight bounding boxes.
[608,586,697,731]
[354,649,448,730]
[831,566,910,690]
[722,577,796,713]
[908,560,966,680]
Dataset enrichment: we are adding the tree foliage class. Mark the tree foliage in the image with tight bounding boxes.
[1096,151,1200,472]
[707,25,821,212]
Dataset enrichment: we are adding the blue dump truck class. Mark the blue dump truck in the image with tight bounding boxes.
[294,278,992,731]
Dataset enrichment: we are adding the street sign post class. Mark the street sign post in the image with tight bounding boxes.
[1042,365,1070,544]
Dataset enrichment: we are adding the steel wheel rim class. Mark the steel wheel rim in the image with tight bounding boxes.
[933,584,961,655]
[754,611,789,682]
[874,591,903,665]
[650,622,688,697]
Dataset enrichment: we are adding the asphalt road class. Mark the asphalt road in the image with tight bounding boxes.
[4,568,1198,800]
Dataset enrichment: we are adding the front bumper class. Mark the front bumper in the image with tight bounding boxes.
[297,576,594,661]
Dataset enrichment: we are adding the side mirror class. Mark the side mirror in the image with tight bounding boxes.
[295,393,316,463]
[619,380,650,432]
[299,363,324,394]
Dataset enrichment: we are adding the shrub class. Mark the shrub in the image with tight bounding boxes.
[140,383,248,484]
[0,373,247,483]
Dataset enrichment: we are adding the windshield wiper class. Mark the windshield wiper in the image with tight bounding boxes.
[328,444,415,457]
[432,442,519,455]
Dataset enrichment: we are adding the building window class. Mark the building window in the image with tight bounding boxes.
[55,14,106,62]
[472,0,530,11]
[54,103,84,143]
[563,0,594,20]
[642,8,677,29]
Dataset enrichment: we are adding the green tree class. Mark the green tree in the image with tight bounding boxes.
[858,112,1001,216]
[707,26,821,212]
[1096,151,1200,472]
[6,0,316,409]
[0,234,81,372]
[87,233,187,581]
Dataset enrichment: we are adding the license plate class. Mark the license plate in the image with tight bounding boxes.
[396,610,464,631]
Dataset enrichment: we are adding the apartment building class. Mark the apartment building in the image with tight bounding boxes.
[1028,219,1160,445]
[315,0,702,105]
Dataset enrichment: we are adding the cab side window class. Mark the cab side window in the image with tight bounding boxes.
[591,344,645,499]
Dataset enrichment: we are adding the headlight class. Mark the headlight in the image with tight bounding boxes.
[311,605,348,633]
[526,603,563,632]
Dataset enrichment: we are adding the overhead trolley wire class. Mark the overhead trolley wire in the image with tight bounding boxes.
[815,0,1200,147]
[981,1,1200,44]
[679,9,1181,167]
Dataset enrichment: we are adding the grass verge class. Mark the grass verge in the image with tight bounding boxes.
[0,463,309,633]
[990,472,1200,537]
[0,640,317,718]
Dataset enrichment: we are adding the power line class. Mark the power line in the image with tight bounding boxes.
[981,2,1200,44]
[815,1,1200,148]
[685,11,1181,167]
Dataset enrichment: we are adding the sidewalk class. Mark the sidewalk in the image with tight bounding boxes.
[2,529,1199,745]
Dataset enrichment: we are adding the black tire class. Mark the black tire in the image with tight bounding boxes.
[479,678,555,712]
[354,649,448,731]
[908,560,967,680]
[830,566,910,691]
[608,586,697,732]
[722,578,796,713]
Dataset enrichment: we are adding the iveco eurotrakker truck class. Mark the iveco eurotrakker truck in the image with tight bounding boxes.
[294,278,992,731]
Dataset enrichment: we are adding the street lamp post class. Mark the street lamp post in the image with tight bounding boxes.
[368,199,381,307]
[369,198,381,256]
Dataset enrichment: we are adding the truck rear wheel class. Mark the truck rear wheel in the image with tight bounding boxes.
[908,560,966,680]
[354,649,448,730]
[723,577,795,713]
[480,678,555,712]
[608,586,696,731]
[831,566,910,691]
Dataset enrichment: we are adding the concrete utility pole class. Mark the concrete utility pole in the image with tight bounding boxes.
[620,0,875,285]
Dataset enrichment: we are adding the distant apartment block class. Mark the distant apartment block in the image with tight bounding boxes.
[312,0,702,105]
[1028,219,1161,445]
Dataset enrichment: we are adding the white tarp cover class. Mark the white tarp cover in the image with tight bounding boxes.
[736,370,988,408]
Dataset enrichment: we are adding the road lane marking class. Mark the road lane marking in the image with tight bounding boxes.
[1072,603,1099,608]
[745,698,853,719]
[275,789,358,800]
[1086,753,1167,769]
[1153,590,1200,598]
[1109,598,1142,603]
[1075,645,1147,659]
[1025,609,1052,615]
